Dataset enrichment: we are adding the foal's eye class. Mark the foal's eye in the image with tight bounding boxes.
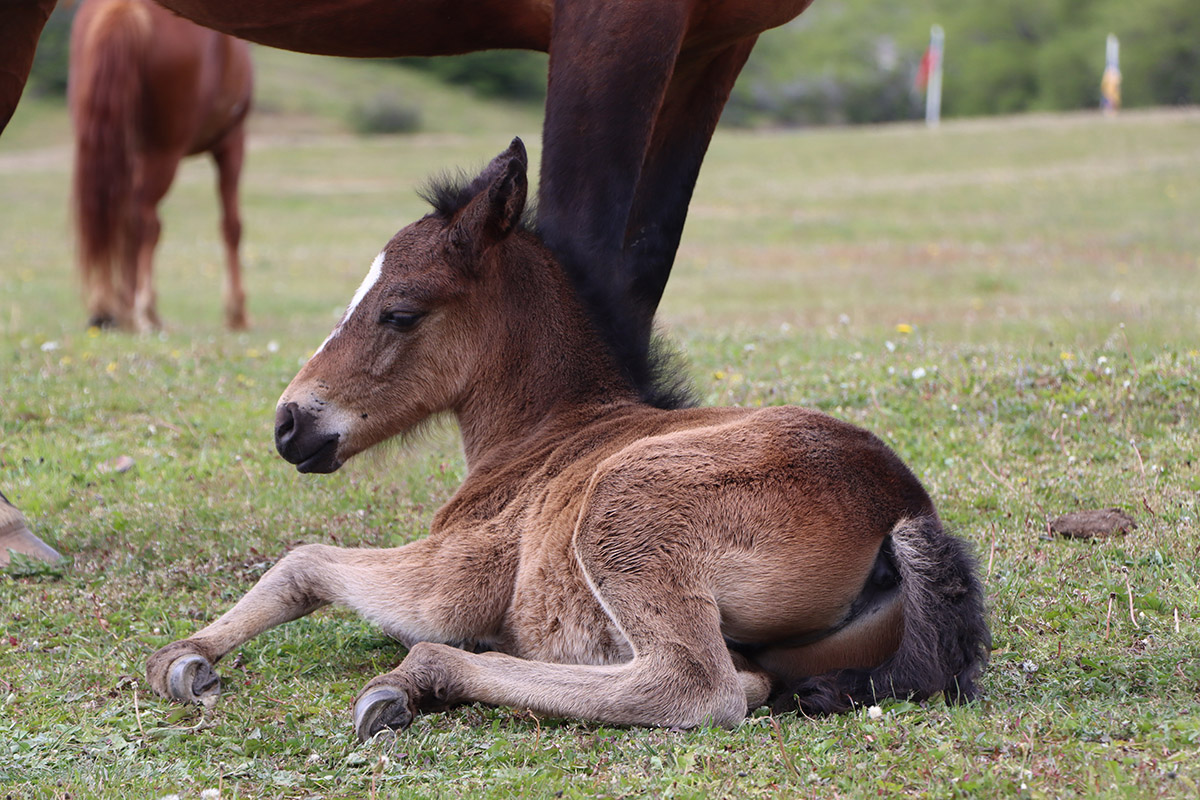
[379,310,424,331]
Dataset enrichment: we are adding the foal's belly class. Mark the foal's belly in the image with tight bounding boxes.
[504,546,633,666]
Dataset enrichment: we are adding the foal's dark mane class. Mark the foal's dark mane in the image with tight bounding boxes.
[419,173,695,411]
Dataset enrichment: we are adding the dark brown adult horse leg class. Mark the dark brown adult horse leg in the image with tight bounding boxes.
[536,0,690,387]
[622,39,760,342]
[0,4,62,569]
[0,0,57,132]
[536,2,798,393]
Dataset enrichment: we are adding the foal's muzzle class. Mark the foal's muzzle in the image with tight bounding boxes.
[274,402,342,473]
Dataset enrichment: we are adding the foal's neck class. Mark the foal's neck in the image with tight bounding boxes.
[453,239,640,470]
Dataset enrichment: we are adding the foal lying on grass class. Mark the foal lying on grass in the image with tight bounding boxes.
[148,139,989,740]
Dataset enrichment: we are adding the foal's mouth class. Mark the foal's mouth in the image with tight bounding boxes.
[294,437,342,474]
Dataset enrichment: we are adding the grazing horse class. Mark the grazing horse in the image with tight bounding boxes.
[69,0,253,330]
[3,0,815,390]
[147,140,989,738]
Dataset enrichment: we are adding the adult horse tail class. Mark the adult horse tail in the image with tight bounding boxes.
[70,0,151,322]
[774,515,990,714]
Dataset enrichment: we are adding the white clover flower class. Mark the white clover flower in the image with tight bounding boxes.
[867,705,883,720]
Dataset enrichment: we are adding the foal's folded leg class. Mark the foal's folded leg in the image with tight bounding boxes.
[354,635,771,741]
[146,542,439,704]
[352,548,766,739]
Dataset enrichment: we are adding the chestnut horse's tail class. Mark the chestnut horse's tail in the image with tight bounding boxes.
[773,515,990,714]
[71,1,151,297]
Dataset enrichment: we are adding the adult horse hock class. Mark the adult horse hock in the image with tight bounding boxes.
[68,0,253,331]
[147,141,990,737]
[5,0,814,380]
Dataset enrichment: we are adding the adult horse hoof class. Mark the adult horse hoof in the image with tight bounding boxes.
[353,686,413,741]
[165,653,221,706]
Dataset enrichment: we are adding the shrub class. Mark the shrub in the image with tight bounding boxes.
[349,92,422,135]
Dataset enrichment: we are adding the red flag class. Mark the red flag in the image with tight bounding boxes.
[915,47,934,90]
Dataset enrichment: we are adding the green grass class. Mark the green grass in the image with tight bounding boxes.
[2,54,1199,799]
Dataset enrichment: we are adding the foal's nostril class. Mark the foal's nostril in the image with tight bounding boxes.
[274,402,298,445]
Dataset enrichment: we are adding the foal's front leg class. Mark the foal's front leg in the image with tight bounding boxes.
[351,599,772,741]
[147,540,455,705]
[351,492,775,739]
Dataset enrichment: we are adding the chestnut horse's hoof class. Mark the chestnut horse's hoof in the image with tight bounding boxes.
[353,686,413,741]
[148,645,221,707]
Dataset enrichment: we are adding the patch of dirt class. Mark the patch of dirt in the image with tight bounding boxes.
[1049,508,1137,540]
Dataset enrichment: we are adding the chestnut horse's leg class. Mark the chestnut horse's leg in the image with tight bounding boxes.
[82,255,122,330]
[146,541,482,705]
[211,123,248,330]
[537,0,689,384]
[623,39,759,322]
[129,149,183,332]
[0,0,58,133]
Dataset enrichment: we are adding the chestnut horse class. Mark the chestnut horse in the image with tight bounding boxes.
[147,140,989,738]
[4,0,813,393]
[69,0,253,330]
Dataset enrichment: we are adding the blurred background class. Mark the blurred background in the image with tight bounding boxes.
[20,0,1200,135]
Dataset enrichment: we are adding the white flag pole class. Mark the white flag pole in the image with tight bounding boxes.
[926,24,944,128]
[1101,33,1121,114]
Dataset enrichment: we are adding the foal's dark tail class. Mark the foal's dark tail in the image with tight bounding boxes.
[773,515,990,715]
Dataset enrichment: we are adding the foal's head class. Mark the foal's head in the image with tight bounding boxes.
[274,139,545,473]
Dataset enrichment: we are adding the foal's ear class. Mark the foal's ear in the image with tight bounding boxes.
[449,138,528,263]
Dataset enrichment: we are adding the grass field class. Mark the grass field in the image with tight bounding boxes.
[1,50,1199,798]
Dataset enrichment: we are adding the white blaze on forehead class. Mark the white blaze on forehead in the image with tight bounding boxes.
[346,250,386,318]
[313,251,385,357]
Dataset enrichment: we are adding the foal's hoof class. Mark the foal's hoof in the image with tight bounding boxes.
[168,654,221,705]
[353,686,413,741]
[148,645,221,707]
